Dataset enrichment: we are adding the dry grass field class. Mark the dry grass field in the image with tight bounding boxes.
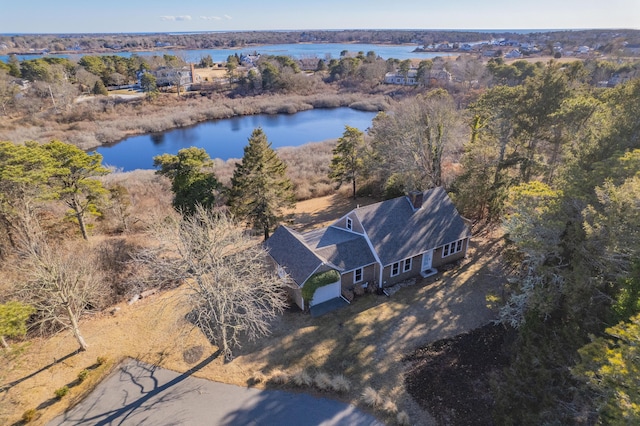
[0,195,506,425]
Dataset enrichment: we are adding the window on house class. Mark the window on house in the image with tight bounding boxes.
[391,262,400,276]
[354,268,363,283]
[403,258,412,272]
[346,217,353,231]
[442,239,464,258]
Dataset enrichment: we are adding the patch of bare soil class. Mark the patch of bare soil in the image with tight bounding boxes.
[405,324,512,425]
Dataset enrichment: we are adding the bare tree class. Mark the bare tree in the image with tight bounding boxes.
[14,218,105,351]
[135,207,290,361]
[370,90,464,193]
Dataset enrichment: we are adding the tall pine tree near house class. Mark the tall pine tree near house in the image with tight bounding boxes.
[228,128,295,240]
[329,125,365,200]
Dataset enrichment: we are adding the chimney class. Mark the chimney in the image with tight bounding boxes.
[190,63,196,84]
[408,190,423,210]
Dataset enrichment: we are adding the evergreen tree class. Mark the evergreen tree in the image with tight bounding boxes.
[40,141,110,240]
[154,147,220,216]
[140,72,157,96]
[0,301,34,350]
[228,128,295,240]
[329,125,366,199]
[92,80,108,96]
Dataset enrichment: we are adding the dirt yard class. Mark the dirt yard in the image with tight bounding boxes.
[0,194,507,425]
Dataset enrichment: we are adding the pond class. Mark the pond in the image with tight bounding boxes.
[94,107,378,171]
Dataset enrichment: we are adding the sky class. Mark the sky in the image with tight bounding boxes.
[1,0,638,34]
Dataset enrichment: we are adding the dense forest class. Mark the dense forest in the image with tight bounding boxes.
[1,31,639,424]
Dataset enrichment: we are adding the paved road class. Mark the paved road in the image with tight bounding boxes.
[49,359,383,426]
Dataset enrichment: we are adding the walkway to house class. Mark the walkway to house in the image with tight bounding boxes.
[49,359,382,426]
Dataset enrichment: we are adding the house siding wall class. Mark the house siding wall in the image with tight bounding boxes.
[380,237,470,287]
[381,253,423,287]
[266,255,305,311]
[287,286,304,311]
[432,237,469,268]
[341,264,376,291]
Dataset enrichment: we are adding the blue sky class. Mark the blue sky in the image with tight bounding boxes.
[1,0,638,33]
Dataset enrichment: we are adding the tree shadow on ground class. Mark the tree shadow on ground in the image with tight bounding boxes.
[0,350,80,393]
[219,387,384,426]
[51,351,220,425]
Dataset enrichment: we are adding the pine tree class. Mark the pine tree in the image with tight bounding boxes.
[154,147,220,216]
[92,80,108,96]
[228,128,295,240]
[329,125,365,199]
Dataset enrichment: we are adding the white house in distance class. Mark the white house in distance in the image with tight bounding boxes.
[265,188,472,312]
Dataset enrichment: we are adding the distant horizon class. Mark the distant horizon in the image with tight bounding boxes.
[2,1,638,34]
[2,28,638,37]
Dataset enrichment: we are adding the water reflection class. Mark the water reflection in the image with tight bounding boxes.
[150,133,165,146]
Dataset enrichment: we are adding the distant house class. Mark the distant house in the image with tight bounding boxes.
[504,49,523,59]
[265,188,472,311]
[384,69,418,85]
[152,67,192,88]
[431,69,452,84]
[576,46,590,54]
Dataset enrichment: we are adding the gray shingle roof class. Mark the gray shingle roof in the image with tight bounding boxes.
[302,227,376,272]
[265,187,470,284]
[355,187,471,266]
[264,226,323,286]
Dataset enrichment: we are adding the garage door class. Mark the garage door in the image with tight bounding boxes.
[309,281,341,307]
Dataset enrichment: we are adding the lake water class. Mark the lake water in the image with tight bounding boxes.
[1,43,452,63]
[95,107,377,171]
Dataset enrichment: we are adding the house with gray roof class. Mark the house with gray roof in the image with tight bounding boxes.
[264,187,471,311]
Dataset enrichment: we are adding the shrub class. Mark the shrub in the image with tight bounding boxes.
[21,409,39,423]
[361,386,382,407]
[250,371,266,384]
[382,400,398,414]
[291,369,313,387]
[396,411,411,425]
[96,356,107,366]
[77,369,90,383]
[314,372,332,391]
[331,374,351,393]
[268,369,289,385]
[302,270,341,303]
[54,386,70,399]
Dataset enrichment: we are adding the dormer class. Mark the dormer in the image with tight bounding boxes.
[333,212,364,234]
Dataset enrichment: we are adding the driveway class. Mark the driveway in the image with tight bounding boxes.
[49,359,382,426]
